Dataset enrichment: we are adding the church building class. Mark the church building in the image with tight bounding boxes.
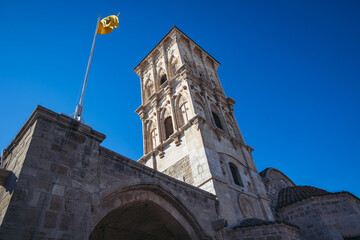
[0,26,359,240]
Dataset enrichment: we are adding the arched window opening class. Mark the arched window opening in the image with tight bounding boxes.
[160,74,167,85]
[229,163,243,186]
[164,116,174,139]
[212,111,223,130]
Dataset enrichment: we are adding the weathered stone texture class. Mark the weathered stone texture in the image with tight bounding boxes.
[0,107,220,239]
[278,194,360,240]
[135,26,274,225]
[228,223,300,240]
[163,155,194,184]
[260,168,296,212]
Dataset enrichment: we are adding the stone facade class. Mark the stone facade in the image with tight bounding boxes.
[228,223,300,240]
[278,193,360,240]
[0,107,220,239]
[0,26,359,240]
[135,26,274,225]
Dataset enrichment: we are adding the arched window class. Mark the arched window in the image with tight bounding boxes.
[212,111,223,130]
[229,163,243,186]
[164,116,174,139]
[160,74,167,85]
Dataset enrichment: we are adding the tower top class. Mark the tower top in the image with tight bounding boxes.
[133,26,220,73]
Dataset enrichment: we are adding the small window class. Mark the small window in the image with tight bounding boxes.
[212,112,223,130]
[229,163,243,186]
[164,116,174,139]
[160,75,167,85]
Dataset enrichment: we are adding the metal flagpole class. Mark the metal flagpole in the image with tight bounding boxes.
[74,16,101,121]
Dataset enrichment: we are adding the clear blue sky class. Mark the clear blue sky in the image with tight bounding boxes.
[1,1,359,196]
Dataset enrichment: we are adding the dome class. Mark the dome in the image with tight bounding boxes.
[277,186,330,208]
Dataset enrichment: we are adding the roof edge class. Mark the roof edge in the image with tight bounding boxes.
[133,26,220,72]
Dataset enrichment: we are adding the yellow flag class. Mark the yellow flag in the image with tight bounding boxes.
[97,15,119,34]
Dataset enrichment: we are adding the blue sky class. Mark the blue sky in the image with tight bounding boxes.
[1,0,359,196]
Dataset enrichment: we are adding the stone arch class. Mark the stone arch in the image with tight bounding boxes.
[146,120,157,153]
[144,79,154,99]
[169,55,179,76]
[176,94,190,127]
[160,107,174,140]
[158,67,167,86]
[90,184,206,240]
[210,104,225,131]
[218,152,246,168]
[224,113,235,137]
[193,93,210,121]
[259,168,296,210]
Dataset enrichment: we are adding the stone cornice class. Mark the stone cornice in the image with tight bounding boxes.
[133,26,220,73]
[138,114,252,163]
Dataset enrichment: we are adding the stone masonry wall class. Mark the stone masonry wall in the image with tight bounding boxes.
[0,115,36,225]
[0,106,221,240]
[278,194,360,240]
[163,155,194,185]
[261,168,295,213]
[227,223,300,240]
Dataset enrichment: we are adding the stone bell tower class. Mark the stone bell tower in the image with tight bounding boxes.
[135,26,274,224]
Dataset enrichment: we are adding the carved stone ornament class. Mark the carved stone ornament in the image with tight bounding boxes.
[173,135,181,146]
[238,195,256,218]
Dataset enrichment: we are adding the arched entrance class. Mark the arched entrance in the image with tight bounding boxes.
[90,201,192,240]
[89,185,205,240]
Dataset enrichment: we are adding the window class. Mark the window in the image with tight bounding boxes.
[229,163,243,186]
[160,74,167,85]
[164,116,174,139]
[281,180,287,189]
[212,111,223,130]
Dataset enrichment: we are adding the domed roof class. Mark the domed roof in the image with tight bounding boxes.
[277,186,330,208]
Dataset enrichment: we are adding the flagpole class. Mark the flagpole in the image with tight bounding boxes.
[74,16,101,121]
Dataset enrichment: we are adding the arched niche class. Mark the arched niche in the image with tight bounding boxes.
[144,79,154,99]
[176,94,190,127]
[90,185,205,240]
[193,93,210,122]
[146,120,157,153]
